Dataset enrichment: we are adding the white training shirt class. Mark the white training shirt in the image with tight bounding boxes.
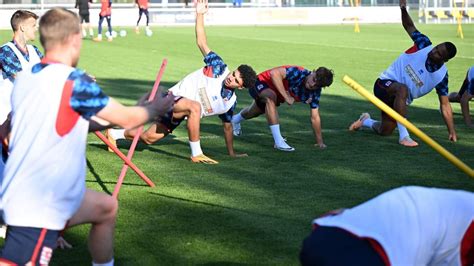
[1,63,89,230]
[379,45,447,105]
[0,42,41,124]
[314,186,474,266]
[169,67,237,117]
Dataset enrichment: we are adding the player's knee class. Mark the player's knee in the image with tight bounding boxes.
[188,102,201,115]
[99,195,118,221]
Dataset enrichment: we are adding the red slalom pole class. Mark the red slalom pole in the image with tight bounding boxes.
[112,59,168,198]
[95,131,155,187]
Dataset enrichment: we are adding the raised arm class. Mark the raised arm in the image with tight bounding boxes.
[400,0,417,36]
[270,67,295,105]
[195,0,211,56]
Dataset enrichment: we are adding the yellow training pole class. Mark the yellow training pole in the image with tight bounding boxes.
[343,75,474,178]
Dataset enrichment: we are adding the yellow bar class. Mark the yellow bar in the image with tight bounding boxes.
[343,75,474,178]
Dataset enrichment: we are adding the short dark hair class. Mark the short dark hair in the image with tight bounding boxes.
[10,10,38,32]
[237,64,257,90]
[315,67,334,88]
[444,42,457,60]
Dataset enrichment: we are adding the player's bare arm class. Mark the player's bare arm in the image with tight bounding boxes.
[310,108,326,149]
[439,95,457,141]
[195,0,210,56]
[270,67,294,105]
[460,92,473,127]
[400,0,417,36]
[223,122,248,157]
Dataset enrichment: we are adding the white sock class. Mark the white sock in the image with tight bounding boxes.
[397,122,410,141]
[270,124,285,144]
[189,140,203,157]
[231,113,245,124]
[110,129,125,140]
[92,258,114,266]
[82,29,87,37]
[97,34,102,39]
[362,118,376,128]
[89,29,94,36]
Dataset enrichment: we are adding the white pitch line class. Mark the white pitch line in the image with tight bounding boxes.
[234,36,474,60]
[87,125,447,144]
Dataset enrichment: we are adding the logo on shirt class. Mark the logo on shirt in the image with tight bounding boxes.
[198,87,213,114]
[404,64,424,88]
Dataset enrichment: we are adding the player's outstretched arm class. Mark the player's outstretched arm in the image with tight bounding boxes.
[400,0,417,36]
[270,67,294,105]
[460,91,473,127]
[223,122,248,157]
[310,108,326,149]
[195,0,211,56]
[439,95,457,141]
[96,91,174,130]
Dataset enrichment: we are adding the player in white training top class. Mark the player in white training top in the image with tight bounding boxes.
[349,0,457,147]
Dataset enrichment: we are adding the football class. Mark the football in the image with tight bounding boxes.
[119,30,127,37]
[145,29,153,37]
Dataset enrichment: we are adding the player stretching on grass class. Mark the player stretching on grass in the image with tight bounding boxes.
[0,8,173,265]
[448,65,473,128]
[300,186,474,265]
[231,66,334,151]
[106,0,257,164]
[349,0,457,147]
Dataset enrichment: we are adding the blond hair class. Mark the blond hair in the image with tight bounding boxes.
[39,8,81,51]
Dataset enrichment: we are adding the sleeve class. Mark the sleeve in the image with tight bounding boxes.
[0,46,20,82]
[68,69,110,120]
[309,90,321,109]
[203,51,227,78]
[285,66,305,86]
[33,46,43,59]
[218,101,236,123]
[435,73,449,97]
[410,31,432,50]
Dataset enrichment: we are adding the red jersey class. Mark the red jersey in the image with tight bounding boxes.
[136,0,148,9]
[100,0,111,16]
[257,65,309,104]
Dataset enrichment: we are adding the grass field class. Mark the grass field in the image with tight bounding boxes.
[1,22,474,265]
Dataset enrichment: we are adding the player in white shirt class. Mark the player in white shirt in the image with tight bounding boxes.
[0,10,43,177]
[349,0,457,147]
[300,186,474,265]
[448,66,474,127]
[0,8,173,265]
[106,0,257,164]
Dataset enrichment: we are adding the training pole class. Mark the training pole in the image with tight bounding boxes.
[343,75,474,178]
[112,59,168,198]
[95,131,155,186]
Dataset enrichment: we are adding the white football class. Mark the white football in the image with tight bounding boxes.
[145,29,153,37]
[111,31,117,38]
[119,30,127,37]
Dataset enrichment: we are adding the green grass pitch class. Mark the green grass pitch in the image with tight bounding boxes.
[1,22,473,265]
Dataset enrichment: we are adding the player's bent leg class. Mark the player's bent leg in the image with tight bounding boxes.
[67,189,117,264]
[349,113,371,131]
[378,112,397,136]
[1,226,60,265]
[173,98,201,142]
[139,123,169,144]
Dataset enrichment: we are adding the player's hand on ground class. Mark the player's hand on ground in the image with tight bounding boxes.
[286,96,295,105]
[315,143,327,149]
[57,236,73,249]
[196,0,208,14]
[449,133,457,142]
[230,152,248,158]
